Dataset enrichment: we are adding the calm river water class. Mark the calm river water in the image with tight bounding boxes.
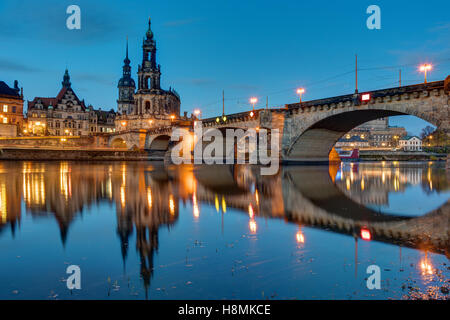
[0,161,448,300]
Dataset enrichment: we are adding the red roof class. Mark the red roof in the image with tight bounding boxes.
[28,87,86,110]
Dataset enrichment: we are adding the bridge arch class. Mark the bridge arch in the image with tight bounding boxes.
[147,134,171,151]
[111,137,129,149]
[196,126,273,161]
[285,88,448,162]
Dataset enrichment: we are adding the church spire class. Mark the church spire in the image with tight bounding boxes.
[146,17,153,40]
[124,37,130,65]
[62,69,71,88]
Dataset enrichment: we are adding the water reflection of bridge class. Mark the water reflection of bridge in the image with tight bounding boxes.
[0,161,448,293]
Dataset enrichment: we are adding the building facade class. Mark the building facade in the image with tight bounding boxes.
[335,135,370,149]
[344,118,406,149]
[27,70,116,136]
[399,136,422,151]
[0,80,24,137]
[116,18,181,131]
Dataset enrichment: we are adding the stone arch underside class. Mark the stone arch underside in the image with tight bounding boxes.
[147,135,171,151]
[197,127,272,161]
[111,137,128,149]
[286,108,441,162]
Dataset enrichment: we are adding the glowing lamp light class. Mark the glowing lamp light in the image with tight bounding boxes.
[194,109,201,116]
[250,97,258,104]
[248,204,254,219]
[361,93,371,101]
[148,119,153,124]
[296,231,305,244]
[249,111,254,118]
[121,121,127,126]
[420,259,433,275]
[222,116,227,121]
[419,64,432,72]
[360,228,372,241]
[249,219,257,234]
[419,64,432,83]
[170,115,175,120]
[216,117,220,123]
[296,88,305,95]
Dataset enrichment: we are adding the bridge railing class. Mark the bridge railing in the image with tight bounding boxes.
[286,80,445,109]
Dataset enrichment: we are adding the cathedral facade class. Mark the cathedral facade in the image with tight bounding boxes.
[116,18,181,131]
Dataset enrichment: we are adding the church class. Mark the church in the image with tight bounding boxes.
[116,18,181,131]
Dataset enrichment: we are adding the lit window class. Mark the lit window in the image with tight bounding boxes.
[3,117,7,123]
[3,105,7,112]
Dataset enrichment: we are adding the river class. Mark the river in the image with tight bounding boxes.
[0,161,448,299]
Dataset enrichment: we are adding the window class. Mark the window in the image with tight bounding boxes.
[3,117,7,123]
[2,105,7,112]
[12,106,16,113]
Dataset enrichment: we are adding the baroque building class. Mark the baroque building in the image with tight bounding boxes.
[343,118,407,149]
[0,80,24,137]
[116,18,181,131]
[27,70,116,136]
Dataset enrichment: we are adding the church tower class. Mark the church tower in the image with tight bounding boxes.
[116,18,181,132]
[117,39,136,115]
[134,18,180,117]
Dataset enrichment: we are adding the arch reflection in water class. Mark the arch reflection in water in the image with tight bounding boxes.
[0,160,448,299]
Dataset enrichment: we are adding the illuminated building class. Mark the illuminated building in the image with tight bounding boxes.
[115,18,182,131]
[0,80,24,136]
[27,70,116,136]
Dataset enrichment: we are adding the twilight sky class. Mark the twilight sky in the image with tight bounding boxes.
[0,0,449,134]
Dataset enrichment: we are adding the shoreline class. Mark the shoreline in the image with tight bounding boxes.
[0,146,447,163]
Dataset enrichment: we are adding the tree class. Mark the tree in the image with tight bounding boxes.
[420,125,435,139]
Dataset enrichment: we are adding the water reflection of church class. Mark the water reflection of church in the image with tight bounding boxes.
[0,162,181,294]
[0,161,448,293]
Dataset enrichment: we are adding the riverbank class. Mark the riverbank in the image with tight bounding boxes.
[0,147,165,161]
[359,150,447,161]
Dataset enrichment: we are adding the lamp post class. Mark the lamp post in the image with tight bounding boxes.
[296,88,305,103]
[250,97,257,112]
[419,64,432,83]
[193,109,201,120]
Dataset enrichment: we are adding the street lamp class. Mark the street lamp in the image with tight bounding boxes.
[296,88,305,103]
[250,97,258,112]
[419,64,432,83]
[193,109,201,119]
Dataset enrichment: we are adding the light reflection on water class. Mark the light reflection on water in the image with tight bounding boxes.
[0,161,448,300]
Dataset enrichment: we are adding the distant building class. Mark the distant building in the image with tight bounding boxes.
[335,135,370,149]
[369,126,407,148]
[345,118,406,149]
[27,70,116,136]
[90,109,116,133]
[116,18,181,131]
[356,118,389,131]
[399,136,422,151]
[0,80,24,136]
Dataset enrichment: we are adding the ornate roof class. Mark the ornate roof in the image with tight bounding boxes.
[0,81,20,98]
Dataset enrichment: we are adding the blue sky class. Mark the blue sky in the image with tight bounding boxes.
[0,0,449,134]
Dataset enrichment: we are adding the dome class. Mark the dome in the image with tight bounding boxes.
[118,77,136,88]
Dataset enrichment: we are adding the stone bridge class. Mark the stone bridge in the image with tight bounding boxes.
[107,77,449,163]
